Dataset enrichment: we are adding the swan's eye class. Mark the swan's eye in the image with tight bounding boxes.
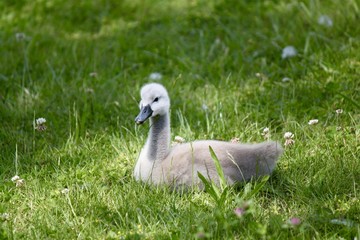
[153,97,159,102]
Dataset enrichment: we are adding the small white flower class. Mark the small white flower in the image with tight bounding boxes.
[308,119,319,125]
[202,103,208,111]
[214,38,221,45]
[35,117,47,131]
[318,15,333,27]
[89,72,98,77]
[0,213,10,221]
[15,32,26,41]
[230,137,240,143]
[335,109,343,114]
[174,136,186,143]
[281,46,297,59]
[61,188,69,194]
[262,127,270,140]
[149,72,162,81]
[284,132,295,146]
[11,175,21,182]
[36,118,46,125]
[263,127,270,134]
[284,132,294,139]
[282,77,292,82]
[84,88,94,94]
[11,175,25,187]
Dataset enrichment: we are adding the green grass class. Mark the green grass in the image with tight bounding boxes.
[1,0,359,239]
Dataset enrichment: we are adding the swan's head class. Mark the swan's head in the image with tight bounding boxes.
[135,83,170,124]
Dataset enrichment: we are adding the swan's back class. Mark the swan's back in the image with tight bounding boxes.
[156,140,283,186]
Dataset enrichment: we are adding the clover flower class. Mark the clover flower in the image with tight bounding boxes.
[284,132,294,139]
[230,137,240,143]
[284,132,295,146]
[11,175,25,187]
[196,232,206,239]
[11,175,21,182]
[0,213,10,221]
[289,217,301,226]
[318,15,333,27]
[282,46,297,59]
[308,119,319,125]
[149,72,162,81]
[61,188,70,195]
[15,32,26,41]
[262,127,270,140]
[234,201,251,217]
[234,207,245,217]
[174,136,186,143]
[335,109,343,115]
[172,136,186,146]
[282,77,292,82]
[36,118,46,125]
[201,103,208,111]
[263,127,269,134]
[35,117,47,131]
[89,72,98,78]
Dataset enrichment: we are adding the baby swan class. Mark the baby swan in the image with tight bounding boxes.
[134,83,283,187]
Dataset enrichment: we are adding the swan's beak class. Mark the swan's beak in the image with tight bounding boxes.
[135,104,153,124]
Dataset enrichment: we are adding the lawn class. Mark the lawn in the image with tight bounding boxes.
[0,0,359,239]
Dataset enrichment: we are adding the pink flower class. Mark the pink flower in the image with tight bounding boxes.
[289,217,301,226]
[234,207,245,217]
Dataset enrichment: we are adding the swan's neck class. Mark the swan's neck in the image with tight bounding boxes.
[147,113,171,161]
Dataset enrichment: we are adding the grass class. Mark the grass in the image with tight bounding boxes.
[0,0,359,239]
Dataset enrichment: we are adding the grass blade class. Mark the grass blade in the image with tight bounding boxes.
[209,146,226,189]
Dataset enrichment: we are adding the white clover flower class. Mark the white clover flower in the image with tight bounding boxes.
[284,132,294,139]
[89,72,98,78]
[230,137,240,143]
[35,117,47,131]
[281,46,297,59]
[335,109,343,114]
[11,175,25,187]
[149,72,162,81]
[36,118,46,125]
[262,127,270,140]
[15,32,26,41]
[308,119,319,125]
[263,127,270,134]
[174,136,186,143]
[61,188,69,194]
[0,213,10,221]
[284,132,295,146]
[11,175,21,182]
[84,88,94,94]
[318,15,333,27]
[282,77,292,82]
[214,38,221,45]
[202,103,208,111]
